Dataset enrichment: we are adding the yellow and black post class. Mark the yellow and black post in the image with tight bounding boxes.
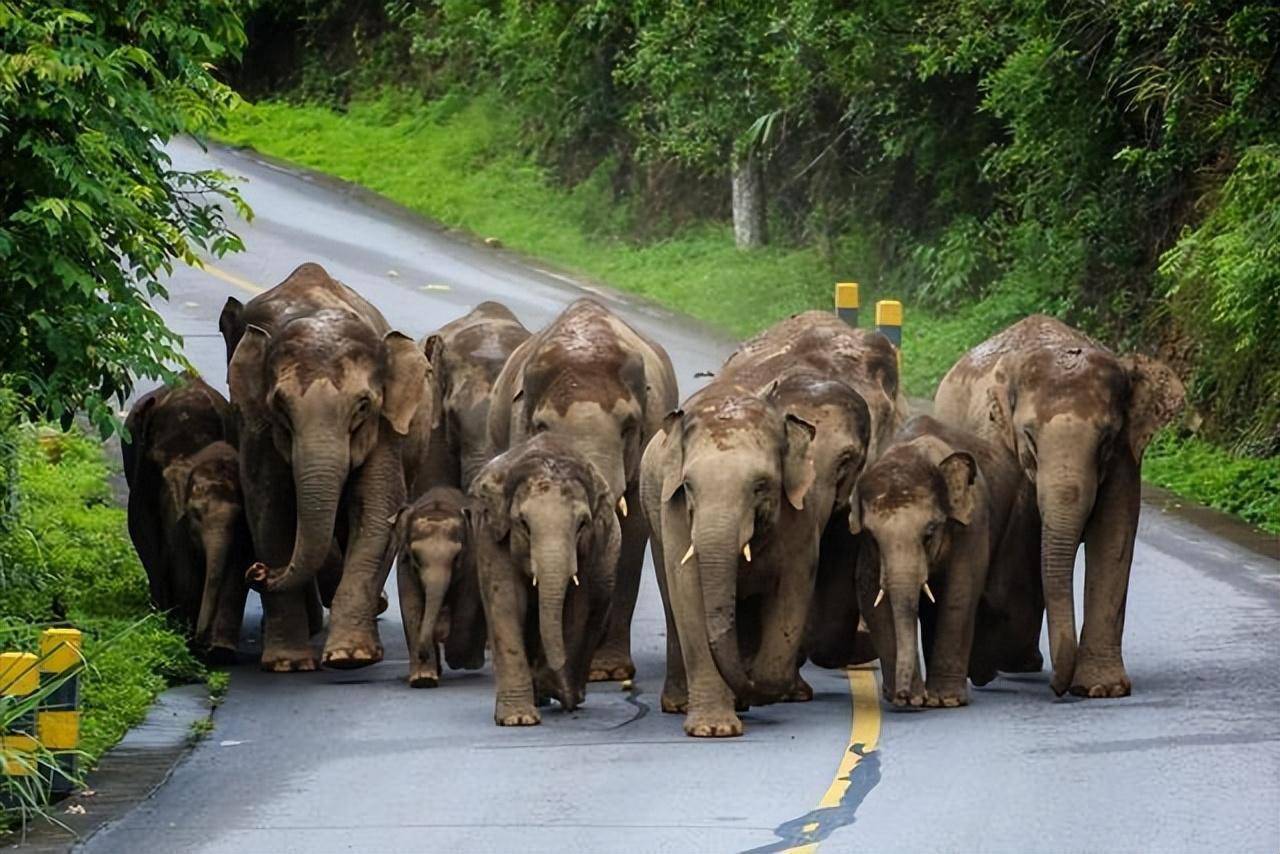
[875,300,902,348]
[38,628,82,796]
[835,282,859,326]
[1,651,40,796]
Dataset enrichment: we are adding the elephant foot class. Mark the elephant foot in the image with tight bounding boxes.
[260,652,318,673]
[496,704,541,726]
[322,642,384,669]
[781,675,814,703]
[684,710,743,738]
[661,692,688,714]
[924,679,969,708]
[409,666,440,688]
[884,684,925,709]
[587,651,635,683]
[1069,657,1131,699]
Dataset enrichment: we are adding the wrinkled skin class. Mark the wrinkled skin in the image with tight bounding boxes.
[123,377,251,663]
[640,384,827,738]
[488,298,677,682]
[410,302,531,495]
[221,263,432,672]
[718,311,904,670]
[469,434,620,726]
[850,416,1037,709]
[387,486,486,687]
[935,315,1185,698]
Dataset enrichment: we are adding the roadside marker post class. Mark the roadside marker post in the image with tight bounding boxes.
[835,282,859,326]
[38,628,82,796]
[875,300,902,347]
[1,652,39,784]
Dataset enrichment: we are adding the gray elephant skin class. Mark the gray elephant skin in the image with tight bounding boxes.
[934,315,1185,698]
[220,262,432,672]
[487,298,677,683]
[123,375,251,663]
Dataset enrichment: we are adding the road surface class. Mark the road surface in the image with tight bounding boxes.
[82,137,1280,853]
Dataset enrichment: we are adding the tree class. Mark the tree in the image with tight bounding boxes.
[0,1,249,436]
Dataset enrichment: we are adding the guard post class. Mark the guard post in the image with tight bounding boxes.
[38,628,82,796]
[835,282,859,326]
[875,300,902,348]
[1,651,40,796]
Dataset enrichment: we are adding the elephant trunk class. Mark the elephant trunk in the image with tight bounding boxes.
[248,433,348,593]
[1037,462,1097,696]
[532,534,578,709]
[194,513,236,646]
[415,560,453,664]
[888,582,922,705]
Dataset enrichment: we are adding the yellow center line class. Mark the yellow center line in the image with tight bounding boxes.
[784,667,882,854]
[196,260,265,295]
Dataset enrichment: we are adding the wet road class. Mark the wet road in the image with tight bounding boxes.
[83,138,1280,853]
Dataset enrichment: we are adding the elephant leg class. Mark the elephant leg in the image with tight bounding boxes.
[651,536,688,713]
[317,540,343,609]
[206,557,249,664]
[398,563,435,687]
[804,523,860,668]
[1074,453,1140,698]
[667,544,740,737]
[243,433,315,672]
[443,561,486,671]
[589,483,644,682]
[485,568,538,725]
[925,550,987,708]
[323,444,403,669]
[756,550,817,704]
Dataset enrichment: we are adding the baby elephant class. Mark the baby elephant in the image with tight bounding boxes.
[469,434,620,726]
[388,487,487,688]
[123,377,252,662]
[849,416,1037,708]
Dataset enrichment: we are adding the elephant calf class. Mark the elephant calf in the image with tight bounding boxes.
[469,434,620,726]
[849,416,1038,708]
[123,376,252,662]
[388,486,486,688]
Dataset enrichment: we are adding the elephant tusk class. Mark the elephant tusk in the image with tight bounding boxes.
[617,496,628,517]
[742,543,752,562]
[681,544,695,565]
[531,574,538,587]
[922,581,936,604]
[874,588,885,608]
[572,574,580,586]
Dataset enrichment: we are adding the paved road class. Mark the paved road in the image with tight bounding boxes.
[83,138,1280,853]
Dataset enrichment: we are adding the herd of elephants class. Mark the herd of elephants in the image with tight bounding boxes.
[122,262,1185,737]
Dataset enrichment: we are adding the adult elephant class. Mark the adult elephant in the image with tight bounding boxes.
[220,263,431,671]
[488,298,677,681]
[934,315,1184,697]
[720,311,909,667]
[410,301,530,495]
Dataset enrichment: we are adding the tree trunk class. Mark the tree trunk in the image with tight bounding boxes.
[732,151,767,250]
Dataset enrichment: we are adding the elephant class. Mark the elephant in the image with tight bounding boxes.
[123,376,251,662]
[848,415,1038,708]
[468,434,620,725]
[386,486,486,687]
[220,262,432,671]
[410,301,531,495]
[487,297,677,682]
[934,314,1185,698]
[719,311,909,668]
[641,378,851,737]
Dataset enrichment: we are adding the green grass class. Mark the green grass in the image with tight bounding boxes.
[219,90,1278,533]
[1,424,205,823]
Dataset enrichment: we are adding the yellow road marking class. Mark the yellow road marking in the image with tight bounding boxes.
[784,667,882,854]
[197,260,264,295]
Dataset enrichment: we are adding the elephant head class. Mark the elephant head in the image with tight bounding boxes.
[470,434,619,708]
[655,386,816,703]
[987,345,1184,692]
[230,309,431,594]
[849,437,977,705]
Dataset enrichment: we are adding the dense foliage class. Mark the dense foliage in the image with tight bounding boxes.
[0,1,248,436]
[236,0,1279,456]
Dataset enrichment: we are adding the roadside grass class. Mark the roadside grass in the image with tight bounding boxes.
[219,91,1279,534]
[1,424,205,826]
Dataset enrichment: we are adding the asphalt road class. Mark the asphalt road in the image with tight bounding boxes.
[81,137,1280,854]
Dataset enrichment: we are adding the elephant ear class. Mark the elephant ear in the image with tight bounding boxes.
[219,296,245,365]
[383,331,431,436]
[985,383,1017,454]
[468,462,511,541]
[658,409,686,503]
[847,477,864,535]
[939,451,978,526]
[421,334,447,431]
[783,413,817,511]
[161,459,195,521]
[122,390,160,486]
[1121,354,1185,462]
[227,325,271,429]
